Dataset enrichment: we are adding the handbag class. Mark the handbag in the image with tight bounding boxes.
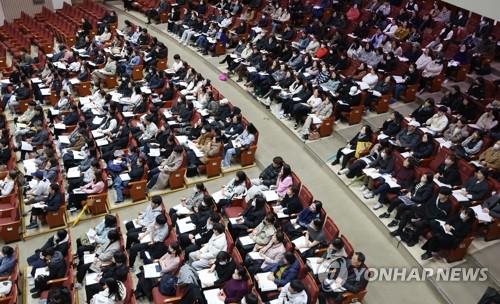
[355,141,372,158]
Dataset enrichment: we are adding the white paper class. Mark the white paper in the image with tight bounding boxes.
[68,167,81,178]
[211,190,225,203]
[23,159,38,175]
[122,111,135,118]
[202,289,224,304]
[247,251,264,260]
[177,217,196,233]
[119,173,131,182]
[436,220,453,235]
[306,257,329,275]
[96,138,109,147]
[341,147,355,155]
[239,235,255,246]
[255,272,278,292]
[54,123,66,130]
[92,116,104,125]
[83,253,96,264]
[86,228,97,243]
[139,232,152,244]
[144,263,162,278]
[73,151,86,160]
[392,75,405,83]
[50,108,60,116]
[471,205,492,222]
[149,148,160,157]
[452,190,469,202]
[172,204,193,215]
[262,190,279,202]
[197,269,217,288]
[21,141,33,151]
[292,236,309,253]
[58,135,70,144]
[41,88,51,96]
[34,267,50,279]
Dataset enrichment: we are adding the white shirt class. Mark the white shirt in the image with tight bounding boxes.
[68,61,81,72]
[426,114,449,133]
[0,179,14,196]
[200,233,227,260]
[172,60,184,72]
[277,282,308,304]
[361,73,379,89]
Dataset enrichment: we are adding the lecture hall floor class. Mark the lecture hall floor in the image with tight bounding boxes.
[12,2,500,303]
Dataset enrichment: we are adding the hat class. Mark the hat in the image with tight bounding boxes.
[32,171,44,179]
[113,150,125,158]
[439,186,452,195]
[349,86,361,96]
[408,120,421,127]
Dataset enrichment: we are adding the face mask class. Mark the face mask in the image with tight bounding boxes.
[381,152,387,158]
[219,261,227,265]
[494,144,500,150]
[460,213,466,220]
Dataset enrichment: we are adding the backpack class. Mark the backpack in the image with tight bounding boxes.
[400,226,419,247]
[159,273,178,296]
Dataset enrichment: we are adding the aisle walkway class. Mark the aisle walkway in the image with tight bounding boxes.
[107,3,447,303]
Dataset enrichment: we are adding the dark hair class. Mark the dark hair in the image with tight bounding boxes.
[423,173,433,184]
[56,229,68,241]
[312,219,323,229]
[290,279,305,292]
[195,183,206,192]
[212,222,225,234]
[235,265,248,280]
[276,231,285,243]
[280,164,291,180]
[331,237,344,250]
[47,286,71,304]
[43,247,55,257]
[169,241,182,256]
[151,195,163,206]
[254,196,266,210]
[107,229,120,242]
[155,214,167,225]
[478,167,489,178]
[463,207,475,221]
[1,246,14,256]
[313,200,323,212]
[284,252,296,264]
[289,185,299,195]
[104,278,122,301]
[104,215,117,227]
[50,183,60,192]
[355,251,366,264]
[235,171,247,185]
[243,293,258,304]
[216,251,231,263]
[209,213,222,224]
[272,156,284,166]
[113,252,127,264]
[174,145,184,153]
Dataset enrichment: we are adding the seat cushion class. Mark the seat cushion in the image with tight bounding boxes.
[224,207,244,218]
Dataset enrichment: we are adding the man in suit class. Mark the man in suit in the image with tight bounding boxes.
[27,183,63,230]
[390,186,452,239]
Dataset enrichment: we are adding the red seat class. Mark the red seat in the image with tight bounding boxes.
[340,235,354,258]
[224,197,247,218]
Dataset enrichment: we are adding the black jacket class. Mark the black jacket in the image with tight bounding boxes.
[464,177,489,201]
[45,192,63,212]
[413,141,434,159]
[437,163,461,186]
[259,164,282,187]
[213,260,236,286]
[411,105,434,124]
[129,164,145,181]
[40,236,69,257]
[242,206,266,228]
[48,251,67,280]
[281,194,303,215]
[420,196,451,221]
[446,215,472,240]
[410,183,434,204]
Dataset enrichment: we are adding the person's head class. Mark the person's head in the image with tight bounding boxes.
[284,252,296,265]
[272,156,284,168]
[330,237,344,251]
[168,242,182,257]
[55,229,68,242]
[381,147,392,159]
[235,171,247,184]
[42,247,55,260]
[310,200,322,212]
[241,293,258,304]
[254,196,266,210]
[216,251,231,264]
[49,183,60,195]
[155,214,167,227]
[8,170,17,180]
[494,140,500,151]
[104,278,122,301]
[444,154,456,166]
[47,286,72,304]
[460,208,475,222]
[173,145,183,155]
[287,184,299,197]
[107,229,120,242]
[289,279,305,294]
[420,172,433,184]
[476,167,488,181]
[151,195,163,208]
[263,213,276,226]
[310,218,323,231]
[232,265,248,280]
[438,186,452,201]
[281,164,291,178]
[107,246,125,263]
[1,246,14,258]
[212,222,225,235]
[421,133,432,143]
[352,251,365,267]
[403,157,415,169]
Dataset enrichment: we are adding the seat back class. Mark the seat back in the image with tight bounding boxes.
[341,235,354,258]
[303,273,319,304]
[324,217,340,242]
[298,185,313,208]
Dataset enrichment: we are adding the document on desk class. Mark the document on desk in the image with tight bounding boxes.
[255,272,278,292]
[239,235,255,246]
[67,167,81,178]
[292,236,309,253]
[144,263,162,278]
[262,190,279,202]
[471,205,492,222]
[85,272,100,285]
[83,253,96,264]
[198,269,218,288]
[21,141,33,151]
[177,217,196,233]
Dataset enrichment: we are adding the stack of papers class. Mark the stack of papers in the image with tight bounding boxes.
[177,217,196,233]
[471,205,492,222]
[239,235,255,246]
[172,204,193,215]
[144,263,162,278]
[452,190,470,202]
[83,253,96,264]
[34,267,50,279]
[363,168,381,179]
[139,232,152,244]
[85,272,100,285]
[86,228,97,243]
[21,141,33,151]
[197,269,218,288]
[67,167,81,178]
[292,236,309,253]
[58,135,70,144]
[255,272,278,291]
[96,138,109,147]
[202,289,224,303]
[247,251,264,260]
[306,257,329,275]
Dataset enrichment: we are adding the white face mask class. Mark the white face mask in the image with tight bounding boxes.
[381,152,387,158]
[460,213,466,220]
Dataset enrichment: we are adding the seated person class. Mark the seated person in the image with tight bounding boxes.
[208,251,237,287]
[28,229,69,277]
[424,106,448,135]
[461,168,490,205]
[222,123,257,168]
[279,185,303,215]
[229,196,267,238]
[30,248,67,298]
[169,182,207,221]
[85,252,129,301]
[246,231,286,274]
[420,208,475,260]
[127,214,169,269]
[216,171,248,209]
[189,223,227,270]
[68,170,105,211]
[217,265,250,303]
[379,173,434,220]
[454,130,483,160]
[294,219,327,257]
[76,230,121,287]
[76,215,117,262]
[0,170,16,197]
[26,183,62,230]
[0,246,16,276]
[393,121,420,151]
[244,214,277,252]
[89,278,126,304]
[265,252,299,288]
[481,194,500,221]
[434,155,462,187]
[318,252,368,304]
[147,145,184,190]
[277,280,308,304]
[332,125,373,170]
[114,156,146,203]
[479,140,500,172]
[413,133,434,159]
[247,156,284,194]
[284,201,323,239]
